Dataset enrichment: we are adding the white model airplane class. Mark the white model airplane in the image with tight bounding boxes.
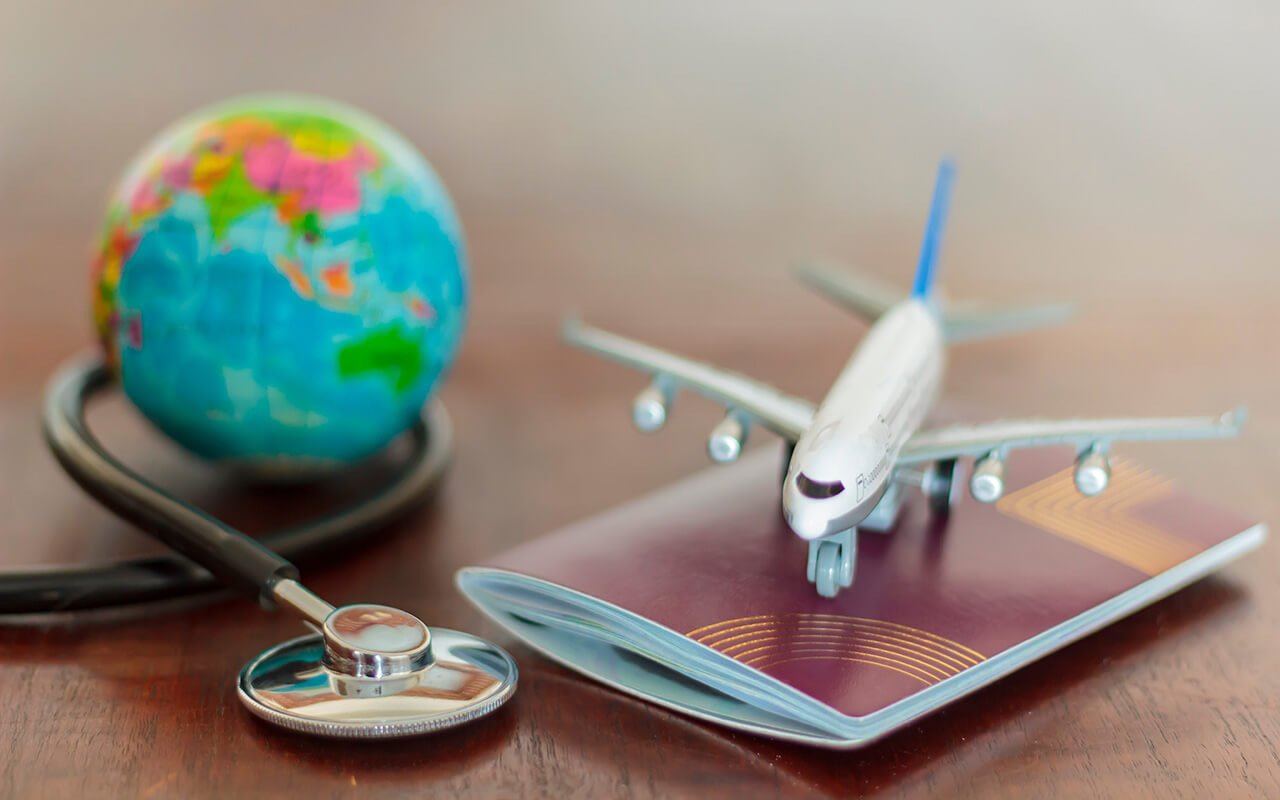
[564,160,1245,598]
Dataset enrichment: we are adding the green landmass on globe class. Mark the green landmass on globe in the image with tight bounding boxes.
[91,95,468,470]
[336,324,427,394]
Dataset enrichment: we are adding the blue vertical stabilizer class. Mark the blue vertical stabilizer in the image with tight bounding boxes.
[910,159,956,301]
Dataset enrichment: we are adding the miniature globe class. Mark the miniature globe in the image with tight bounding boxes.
[91,95,467,471]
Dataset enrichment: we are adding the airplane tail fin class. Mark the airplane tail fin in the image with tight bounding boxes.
[795,157,1075,341]
[909,157,1075,341]
[911,158,956,302]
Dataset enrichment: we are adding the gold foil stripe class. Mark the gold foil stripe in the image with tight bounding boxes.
[1005,464,1157,535]
[710,627,976,672]
[728,640,955,682]
[1032,481,1188,555]
[741,645,945,681]
[715,630,973,672]
[688,614,984,662]
[1026,478,1171,556]
[701,623,982,667]
[998,461,1198,576]
[1005,460,1159,519]
[1030,466,1169,547]
[1057,468,1164,522]
[1038,468,1180,551]
[727,637,962,675]
[1104,470,1172,511]
[1007,499,1172,575]
[1029,503,1193,575]
[751,656,934,686]
[748,648,941,684]
[1072,506,1195,560]
[696,624,980,671]
[1033,521,1165,571]
[1008,466,1187,568]
[716,627,972,670]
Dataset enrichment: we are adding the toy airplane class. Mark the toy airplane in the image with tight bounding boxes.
[564,160,1245,599]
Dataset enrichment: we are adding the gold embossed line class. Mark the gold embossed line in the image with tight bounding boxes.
[686,614,985,686]
[997,459,1200,575]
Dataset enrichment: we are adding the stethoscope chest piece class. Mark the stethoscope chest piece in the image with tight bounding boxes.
[238,624,518,739]
[42,359,518,739]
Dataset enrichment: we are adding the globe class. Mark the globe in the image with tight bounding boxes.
[91,95,467,471]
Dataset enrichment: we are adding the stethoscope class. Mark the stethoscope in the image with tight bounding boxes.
[16,356,517,739]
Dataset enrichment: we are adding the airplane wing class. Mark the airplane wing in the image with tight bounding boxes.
[897,409,1246,465]
[563,318,816,440]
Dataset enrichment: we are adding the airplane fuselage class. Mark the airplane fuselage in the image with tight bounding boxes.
[782,299,945,540]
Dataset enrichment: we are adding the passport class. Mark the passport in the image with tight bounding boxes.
[456,446,1264,748]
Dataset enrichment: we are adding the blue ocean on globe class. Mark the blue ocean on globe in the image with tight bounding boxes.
[92,96,467,470]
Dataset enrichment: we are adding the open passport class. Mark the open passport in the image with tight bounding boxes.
[456,447,1264,748]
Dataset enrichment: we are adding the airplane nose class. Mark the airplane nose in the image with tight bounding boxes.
[782,487,830,540]
[787,510,831,540]
[783,473,887,540]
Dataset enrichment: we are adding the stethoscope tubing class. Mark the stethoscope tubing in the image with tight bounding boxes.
[0,356,451,615]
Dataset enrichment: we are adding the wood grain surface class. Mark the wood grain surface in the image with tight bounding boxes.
[1,3,1277,798]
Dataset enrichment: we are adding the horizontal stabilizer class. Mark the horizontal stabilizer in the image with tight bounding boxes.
[793,260,1073,341]
[792,261,903,323]
[941,301,1076,343]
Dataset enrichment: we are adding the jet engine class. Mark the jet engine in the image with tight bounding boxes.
[708,412,747,463]
[1074,448,1111,496]
[632,381,671,431]
[969,452,1005,503]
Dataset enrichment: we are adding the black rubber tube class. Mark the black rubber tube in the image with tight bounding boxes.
[0,356,451,614]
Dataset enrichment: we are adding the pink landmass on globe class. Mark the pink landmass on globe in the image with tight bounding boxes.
[161,156,195,190]
[243,138,370,215]
[129,180,164,217]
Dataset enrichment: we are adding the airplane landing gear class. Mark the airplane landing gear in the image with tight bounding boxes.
[860,481,905,533]
[924,458,961,516]
[807,528,855,599]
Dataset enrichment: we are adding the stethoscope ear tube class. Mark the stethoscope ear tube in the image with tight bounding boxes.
[44,359,300,602]
[6,356,451,615]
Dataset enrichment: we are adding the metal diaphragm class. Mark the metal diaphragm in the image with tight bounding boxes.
[237,627,517,738]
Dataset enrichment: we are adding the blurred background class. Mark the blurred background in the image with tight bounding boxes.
[3,8,1275,356]
[3,2,1275,513]
[0,3,1277,796]
[2,0,1277,581]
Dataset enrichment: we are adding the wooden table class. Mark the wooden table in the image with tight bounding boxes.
[1,3,1276,797]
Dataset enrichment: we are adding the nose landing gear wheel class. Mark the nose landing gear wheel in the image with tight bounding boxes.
[807,529,856,599]
[814,542,841,598]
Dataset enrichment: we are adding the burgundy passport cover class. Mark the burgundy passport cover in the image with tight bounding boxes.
[459,447,1264,746]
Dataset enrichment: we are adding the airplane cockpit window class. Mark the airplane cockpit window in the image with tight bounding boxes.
[796,474,845,499]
